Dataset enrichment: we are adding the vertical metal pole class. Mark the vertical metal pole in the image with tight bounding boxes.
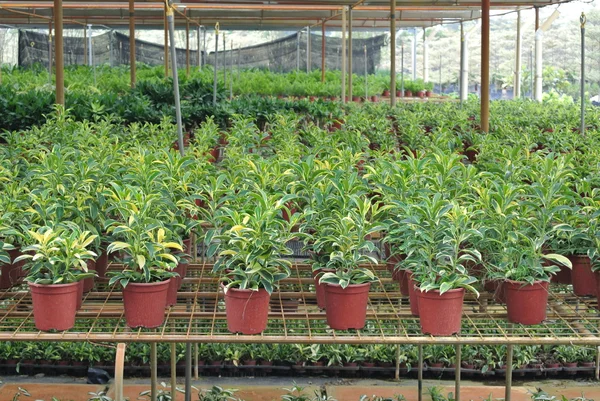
[222,34,226,84]
[54,0,64,105]
[230,40,233,100]
[167,2,185,156]
[171,344,177,401]
[580,13,586,135]
[83,25,88,66]
[460,22,466,102]
[390,0,396,106]
[213,24,219,106]
[418,345,423,401]
[48,19,52,84]
[237,46,241,80]
[186,19,190,77]
[364,45,368,99]
[185,342,192,401]
[481,0,490,132]
[129,0,135,87]
[530,46,533,98]
[401,42,404,97]
[534,30,543,102]
[321,22,326,83]
[164,4,168,77]
[505,345,514,401]
[439,54,442,94]
[423,28,428,83]
[150,343,157,401]
[203,27,207,67]
[306,26,311,72]
[109,30,113,67]
[87,24,92,67]
[348,7,353,100]
[197,26,201,67]
[296,31,300,71]
[514,10,522,98]
[194,343,199,380]
[455,345,462,401]
[394,344,400,380]
[341,6,347,103]
[412,28,417,81]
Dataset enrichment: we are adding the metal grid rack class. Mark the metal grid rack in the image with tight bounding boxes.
[0,262,599,345]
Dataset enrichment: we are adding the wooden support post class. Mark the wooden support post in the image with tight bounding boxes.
[171,343,177,400]
[505,345,514,401]
[390,0,396,106]
[197,26,201,67]
[150,343,157,401]
[418,345,423,401]
[54,0,64,105]
[348,7,353,100]
[321,22,326,83]
[535,6,539,31]
[129,0,136,88]
[114,344,127,401]
[48,19,52,84]
[186,20,190,77]
[481,0,490,132]
[455,345,462,401]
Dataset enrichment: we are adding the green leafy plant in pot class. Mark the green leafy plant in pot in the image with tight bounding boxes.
[16,224,97,331]
[398,194,481,336]
[315,196,384,330]
[207,189,300,335]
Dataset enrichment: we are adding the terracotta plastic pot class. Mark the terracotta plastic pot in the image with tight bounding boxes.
[208,146,220,163]
[370,95,378,102]
[544,362,560,375]
[29,281,79,331]
[417,288,465,336]
[312,269,334,309]
[407,271,419,316]
[82,260,96,293]
[484,280,506,304]
[563,361,577,376]
[224,287,270,334]
[95,250,109,279]
[569,255,596,296]
[382,90,390,97]
[76,280,84,310]
[166,264,187,306]
[324,282,371,330]
[504,280,549,325]
[183,238,192,261]
[396,90,402,97]
[0,249,26,289]
[122,280,170,328]
[404,90,413,97]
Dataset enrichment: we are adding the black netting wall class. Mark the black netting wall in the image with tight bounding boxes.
[206,32,387,74]
[18,29,385,74]
[18,30,201,68]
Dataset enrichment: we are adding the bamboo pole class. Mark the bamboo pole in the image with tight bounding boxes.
[164,4,168,77]
[83,24,87,65]
[171,343,177,401]
[48,19,52,84]
[341,6,347,102]
[150,343,157,401]
[514,10,521,99]
[348,7,353,100]
[321,22,325,83]
[186,19,190,77]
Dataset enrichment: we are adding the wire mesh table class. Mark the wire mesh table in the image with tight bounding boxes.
[0,262,598,345]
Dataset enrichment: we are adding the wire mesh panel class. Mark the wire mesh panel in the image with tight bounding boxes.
[0,262,599,345]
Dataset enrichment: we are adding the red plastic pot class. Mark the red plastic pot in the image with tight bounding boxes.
[563,361,577,375]
[382,90,390,97]
[76,280,84,310]
[417,288,465,336]
[370,95,378,102]
[122,279,170,328]
[29,281,79,331]
[183,238,192,260]
[0,249,26,289]
[312,269,334,310]
[550,264,572,285]
[166,264,187,306]
[426,90,432,97]
[396,90,402,97]
[224,287,270,334]
[544,362,560,375]
[405,90,413,97]
[504,280,549,325]
[208,147,220,163]
[484,280,506,304]
[569,255,596,296]
[82,259,96,293]
[407,271,419,316]
[324,282,371,330]
[95,250,109,279]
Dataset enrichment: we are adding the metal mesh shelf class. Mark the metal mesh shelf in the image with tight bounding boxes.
[0,262,599,345]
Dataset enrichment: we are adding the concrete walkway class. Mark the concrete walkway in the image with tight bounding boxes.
[0,377,598,401]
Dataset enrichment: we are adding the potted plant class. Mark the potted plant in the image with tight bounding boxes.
[393,195,481,335]
[208,190,299,334]
[16,225,97,331]
[316,197,384,330]
[106,213,181,329]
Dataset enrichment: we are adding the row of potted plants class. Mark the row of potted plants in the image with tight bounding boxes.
[2,100,600,334]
